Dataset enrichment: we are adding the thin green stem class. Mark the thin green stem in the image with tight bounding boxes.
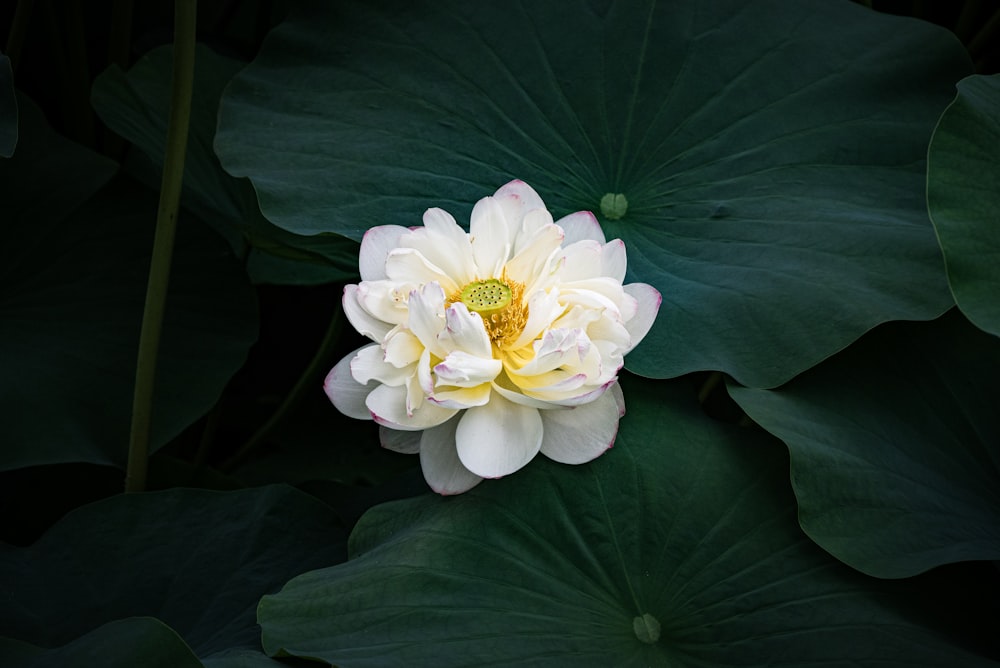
[125,0,197,493]
[220,307,344,473]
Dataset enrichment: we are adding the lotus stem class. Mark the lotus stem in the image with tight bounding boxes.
[125,0,197,493]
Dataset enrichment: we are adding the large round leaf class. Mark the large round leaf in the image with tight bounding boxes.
[0,53,15,157]
[91,44,359,286]
[0,485,345,665]
[0,98,258,471]
[729,310,1000,578]
[928,74,1000,337]
[216,0,970,386]
[257,377,991,667]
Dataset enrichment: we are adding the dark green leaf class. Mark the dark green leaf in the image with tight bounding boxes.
[0,177,258,470]
[0,618,205,668]
[216,0,970,386]
[0,94,115,220]
[0,53,16,157]
[0,485,346,664]
[928,74,1000,337]
[91,44,360,285]
[0,96,258,470]
[0,619,204,668]
[729,310,1000,578]
[258,377,990,667]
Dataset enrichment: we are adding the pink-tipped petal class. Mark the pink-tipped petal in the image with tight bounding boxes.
[539,388,621,464]
[366,383,457,431]
[359,225,408,281]
[324,351,375,421]
[556,210,605,245]
[455,396,542,478]
[493,179,545,221]
[622,283,662,353]
[380,425,421,454]
[419,417,484,495]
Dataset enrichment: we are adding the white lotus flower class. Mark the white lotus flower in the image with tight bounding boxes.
[325,180,660,494]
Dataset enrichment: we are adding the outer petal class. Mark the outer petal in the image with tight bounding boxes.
[324,351,375,421]
[380,425,421,454]
[343,284,393,342]
[556,210,605,245]
[419,417,484,495]
[623,283,662,353]
[366,383,457,430]
[469,196,511,277]
[455,395,543,478]
[539,388,621,464]
[359,225,408,281]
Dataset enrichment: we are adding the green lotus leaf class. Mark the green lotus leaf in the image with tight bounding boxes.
[928,74,1000,337]
[0,93,116,219]
[215,0,971,386]
[0,97,258,471]
[0,485,346,665]
[91,44,359,285]
[257,377,991,667]
[729,310,1000,578]
[0,53,15,157]
[0,619,204,668]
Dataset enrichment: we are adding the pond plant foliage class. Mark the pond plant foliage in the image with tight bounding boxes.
[1,1,999,666]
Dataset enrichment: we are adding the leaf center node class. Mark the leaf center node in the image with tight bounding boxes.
[600,192,629,220]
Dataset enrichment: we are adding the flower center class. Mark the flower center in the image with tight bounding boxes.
[454,277,528,348]
[459,279,511,317]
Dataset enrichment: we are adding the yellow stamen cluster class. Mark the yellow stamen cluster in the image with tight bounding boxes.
[451,274,528,349]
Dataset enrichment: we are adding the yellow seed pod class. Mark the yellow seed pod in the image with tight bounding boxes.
[459,279,512,318]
